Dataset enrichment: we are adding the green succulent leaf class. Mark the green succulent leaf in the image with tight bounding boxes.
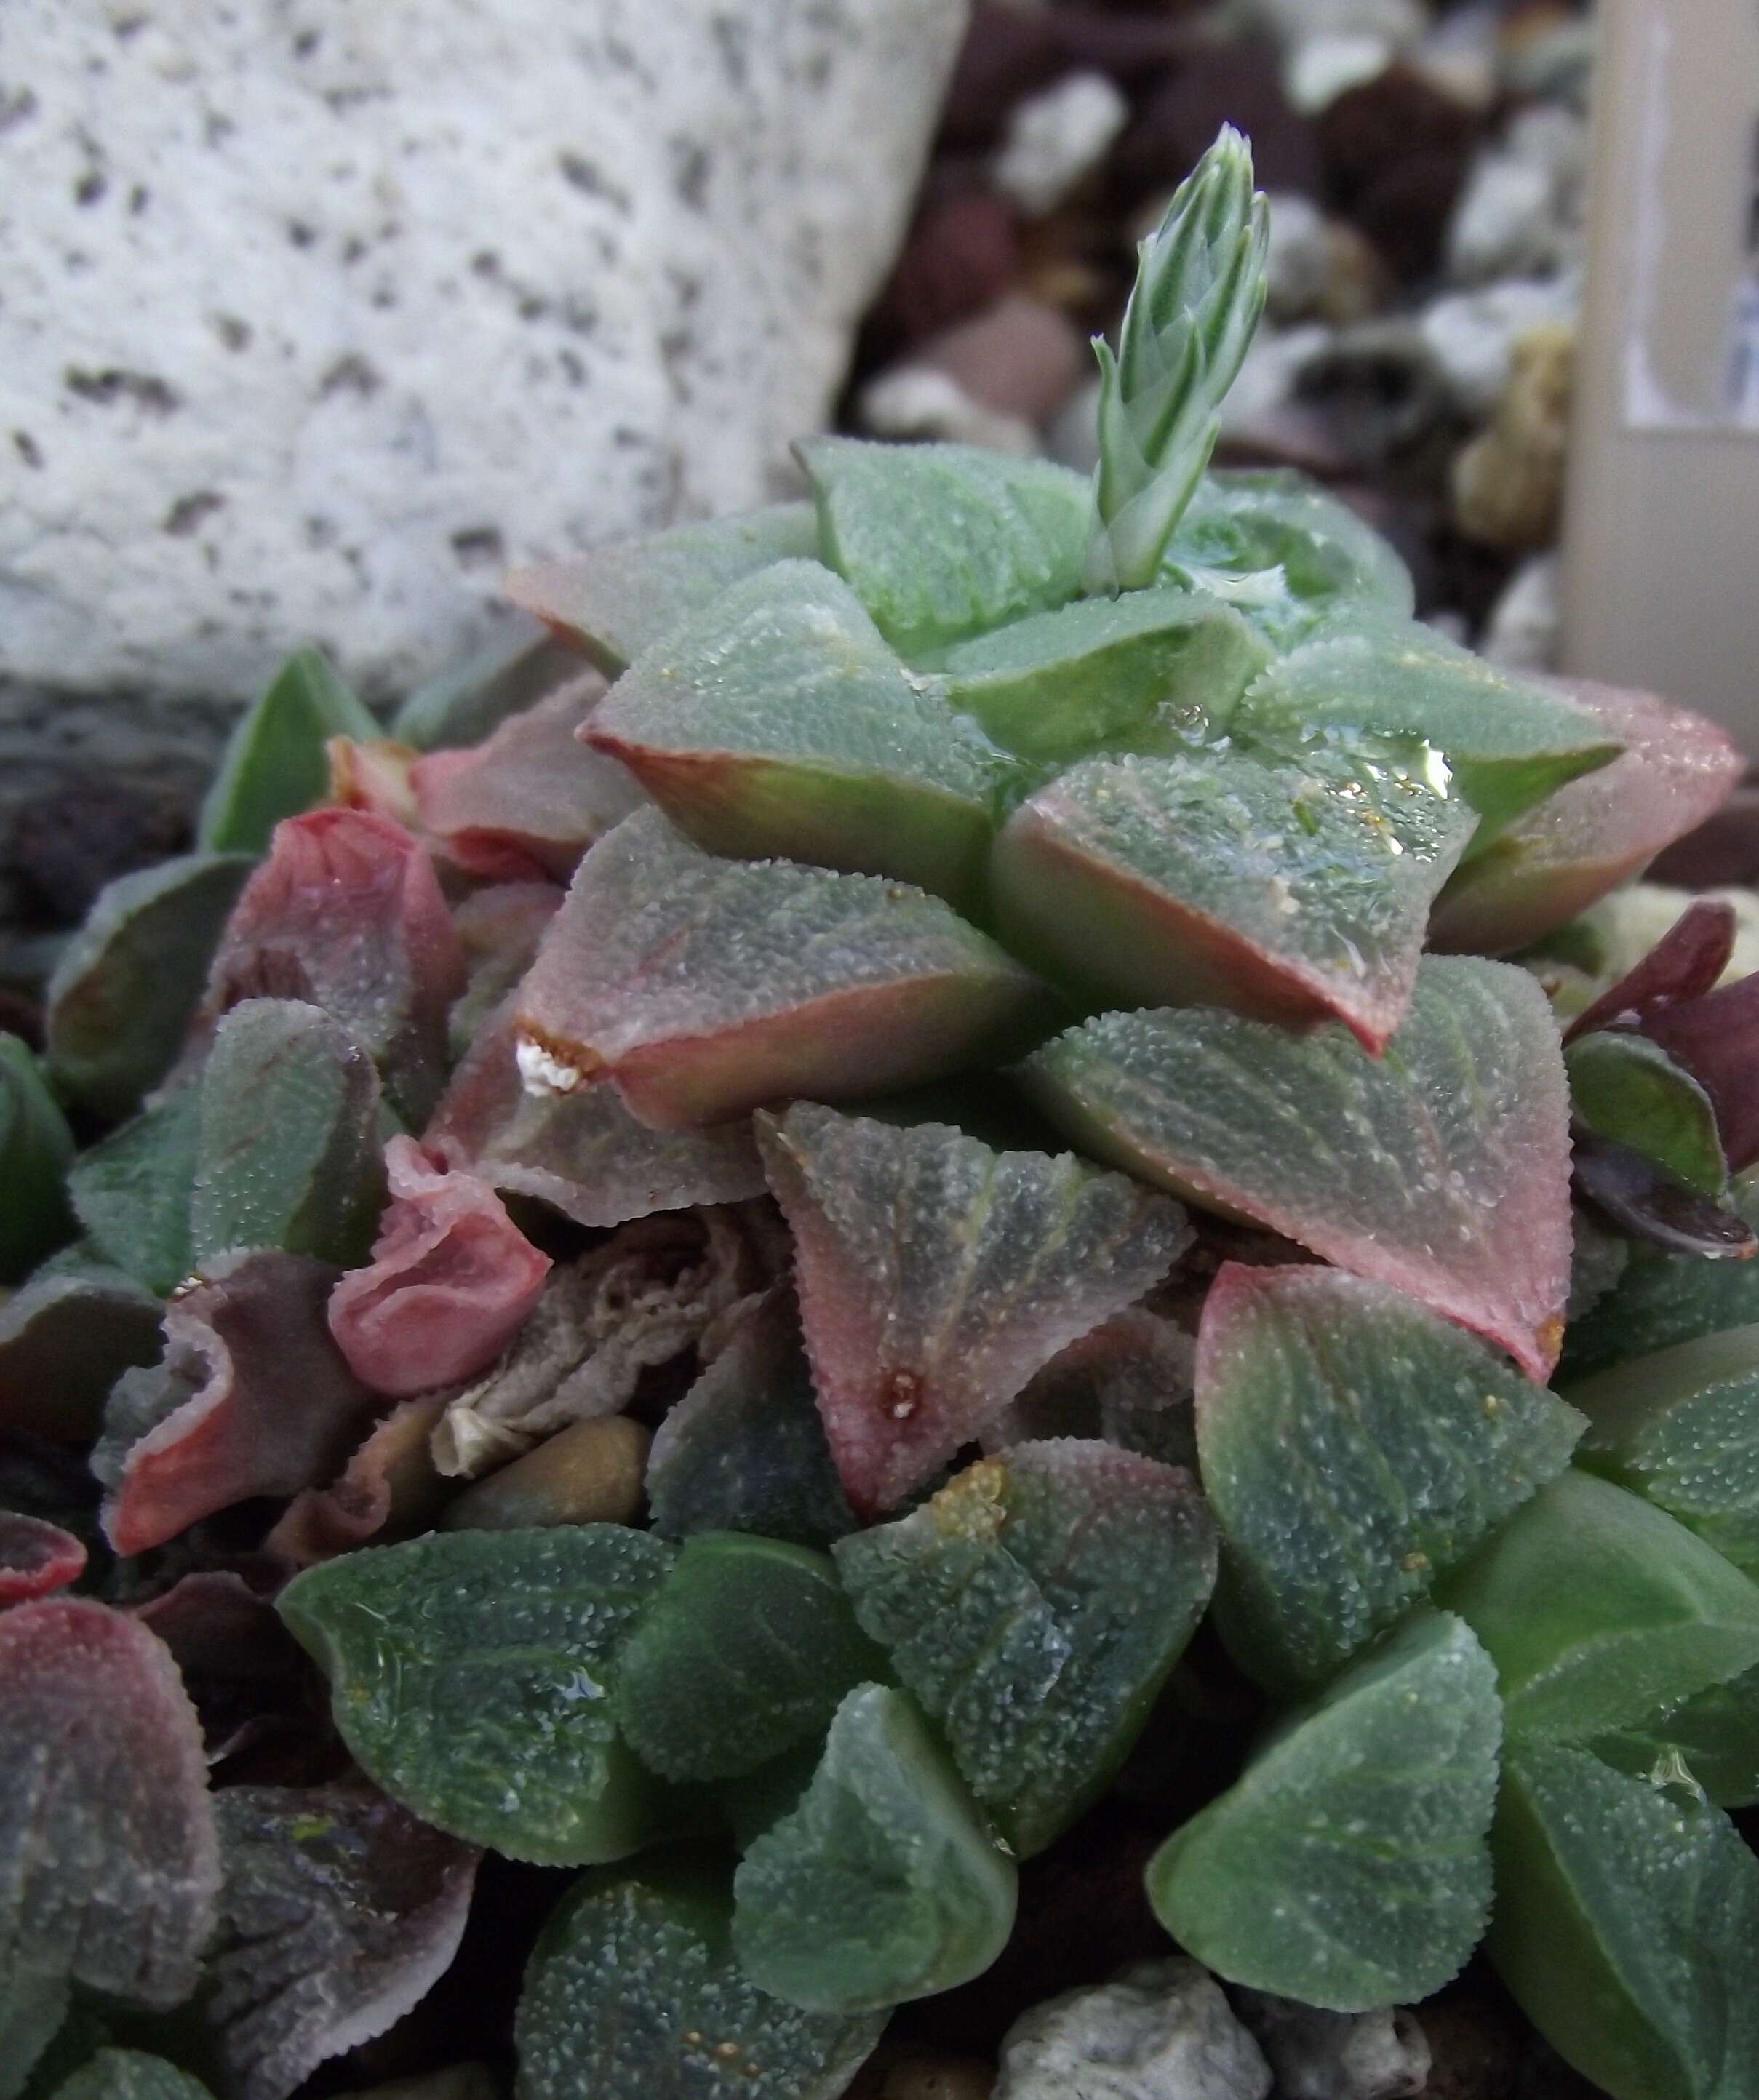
[1164,468,1416,623]
[1197,1263,1584,1691]
[515,809,1047,1130]
[1021,954,1572,1380]
[757,1103,1191,1514]
[1489,1741,1759,2100]
[198,649,381,855]
[613,1534,889,1785]
[1145,1612,1501,2011]
[0,1036,76,1285]
[1566,1325,1759,1580]
[391,621,584,749]
[834,1442,1216,1857]
[646,1289,857,1550]
[1594,1658,1759,1808]
[584,560,1010,903]
[0,1967,68,2100]
[1232,610,1622,846]
[991,742,1474,1052]
[67,1087,201,1298]
[1562,1176,1759,1380]
[0,1261,161,1443]
[732,1683,1017,2012]
[278,1528,677,1864]
[1087,127,1269,593]
[514,1856,884,2100]
[503,503,821,675]
[1436,1469,1759,1743]
[798,436,1090,657]
[45,854,253,1120]
[46,2053,215,2100]
[1567,1032,1728,1198]
[935,588,1269,767]
[188,1000,386,1269]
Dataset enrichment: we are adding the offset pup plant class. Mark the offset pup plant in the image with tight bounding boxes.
[7,127,1759,2100]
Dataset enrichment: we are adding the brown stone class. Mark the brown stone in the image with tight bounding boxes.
[440,1413,651,1532]
[1452,320,1573,550]
[1318,63,1480,282]
[918,295,1087,425]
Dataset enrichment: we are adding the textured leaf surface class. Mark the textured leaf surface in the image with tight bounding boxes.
[1431,678,1744,954]
[391,620,583,750]
[992,745,1472,1050]
[45,854,252,1119]
[0,1263,161,1442]
[327,1135,551,1397]
[799,436,1089,655]
[1233,611,1620,840]
[198,811,464,1127]
[0,1037,75,1285]
[265,1390,452,1565]
[0,1966,68,2100]
[1165,468,1416,622]
[1638,972,1759,1179]
[1021,955,1572,1378]
[199,648,380,854]
[205,1784,479,2100]
[410,676,643,882]
[189,1001,385,1269]
[503,503,820,674]
[1197,1264,1584,1690]
[733,1682,1017,2011]
[430,1001,765,1228]
[67,1087,200,1297]
[1437,1469,1759,1742]
[646,1287,855,1549]
[936,588,1269,766]
[98,1250,380,1557]
[0,1512,87,1606]
[1563,1177,1759,1378]
[586,561,1007,902]
[1568,1033,1728,1197]
[835,1442,1216,1856]
[1146,1613,1500,2011]
[0,1599,220,2007]
[615,1534,887,1784]
[990,1307,1197,1466]
[514,1857,883,2100]
[1594,1660,1759,1808]
[47,2053,215,2100]
[1568,1326,1759,1580]
[1489,1741,1759,2100]
[516,810,1045,1130]
[279,1527,675,1863]
[759,1103,1191,1513]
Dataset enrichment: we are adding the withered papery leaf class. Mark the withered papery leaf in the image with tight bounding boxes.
[197,810,465,1127]
[757,1103,1192,1514]
[428,1001,765,1229]
[327,1136,551,1398]
[205,1785,480,2100]
[266,1391,454,1565]
[0,1598,220,2007]
[99,1250,382,1557]
[410,675,644,884]
[514,808,1046,1130]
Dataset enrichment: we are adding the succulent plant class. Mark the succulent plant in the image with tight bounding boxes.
[6,126,1759,2100]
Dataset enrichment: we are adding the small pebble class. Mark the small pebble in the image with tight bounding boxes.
[440,1413,650,1531]
[882,2055,996,2100]
[994,1957,1272,2100]
[1285,35,1395,118]
[1446,151,1560,284]
[915,294,1086,426]
[1480,552,1561,671]
[992,71,1129,218]
[1452,319,1573,548]
[1232,1990,1429,2100]
[856,367,1039,455]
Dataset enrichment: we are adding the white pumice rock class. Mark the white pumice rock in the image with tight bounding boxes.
[1419,274,1579,419]
[1284,34,1394,116]
[994,1958,1272,2100]
[1231,1992,1430,2100]
[1247,0,1428,49]
[992,71,1130,219]
[0,0,967,707]
[1447,153,1559,283]
[855,367,1040,458]
[1480,553,1562,672]
[1263,193,1333,322]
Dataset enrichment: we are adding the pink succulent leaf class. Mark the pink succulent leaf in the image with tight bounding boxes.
[757,1103,1192,1514]
[198,810,466,1125]
[265,1392,454,1566]
[411,674,645,884]
[0,1511,87,1606]
[99,1251,384,1557]
[428,999,764,1228]
[205,1785,480,2100]
[1430,678,1744,956]
[1630,972,1759,1175]
[1572,1125,1759,1258]
[1564,899,1739,1045]
[130,1570,319,1765]
[0,1597,221,2007]
[325,736,425,833]
[1021,955,1573,1378]
[514,807,1049,1130]
[327,1134,551,1397]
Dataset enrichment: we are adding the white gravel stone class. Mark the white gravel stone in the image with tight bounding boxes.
[1447,153,1561,284]
[1232,1992,1430,2100]
[1263,193,1333,321]
[855,367,1039,457]
[1480,552,1562,672]
[1285,34,1394,116]
[0,0,967,705]
[1419,274,1580,418]
[994,1959,1272,2100]
[1248,0,1427,48]
[992,70,1129,218]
